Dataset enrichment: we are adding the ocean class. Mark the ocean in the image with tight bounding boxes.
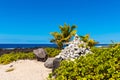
[0,44,57,49]
[0,44,109,49]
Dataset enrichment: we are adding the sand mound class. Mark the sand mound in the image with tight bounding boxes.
[0,60,52,80]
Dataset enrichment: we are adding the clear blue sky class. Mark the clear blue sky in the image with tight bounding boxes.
[0,0,120,44]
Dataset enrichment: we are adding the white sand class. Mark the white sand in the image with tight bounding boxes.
[0,60,52,80]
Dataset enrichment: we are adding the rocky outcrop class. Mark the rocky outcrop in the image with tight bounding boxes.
[33,48,48,62]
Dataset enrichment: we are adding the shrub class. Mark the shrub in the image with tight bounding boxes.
[0,52,36,64]
[44,48,61,57]
[49,45,120,80]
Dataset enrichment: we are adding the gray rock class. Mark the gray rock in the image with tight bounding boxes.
[44,58,55,68]
[33,48,48,62]
[52,57,63,73]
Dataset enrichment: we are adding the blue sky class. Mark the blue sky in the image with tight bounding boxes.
[0,0,120,44]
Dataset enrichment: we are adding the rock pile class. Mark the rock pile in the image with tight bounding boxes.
[55,34,91,60]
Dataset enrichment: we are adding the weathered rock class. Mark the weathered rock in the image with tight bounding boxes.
[52,57,63,72]
[44,58,55,68]
[33,48,48,62]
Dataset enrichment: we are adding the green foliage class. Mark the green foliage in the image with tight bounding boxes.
[109,41,120,48]
[0,52,36,64]
[50,45,120,80]
[45,48,61,57]
[79,34,98,48]
[50,23,77,49]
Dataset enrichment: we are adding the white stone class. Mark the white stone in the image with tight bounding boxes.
[55,34,92,60]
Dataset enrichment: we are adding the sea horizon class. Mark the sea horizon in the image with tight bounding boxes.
[0,43,110,49]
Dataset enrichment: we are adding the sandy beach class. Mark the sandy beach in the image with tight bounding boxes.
[0,60,52,80]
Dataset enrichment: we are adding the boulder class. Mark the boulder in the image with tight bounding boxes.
[44,58,55,68]
[33,48,48,62]
[52,57,63,73]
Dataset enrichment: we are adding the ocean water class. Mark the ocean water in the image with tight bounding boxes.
[0,44,109,49]
[95,44,109,47]
[0,44,57,49]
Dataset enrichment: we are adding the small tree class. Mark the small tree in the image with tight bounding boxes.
[50,23,77,49]
[79,34,98,48]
